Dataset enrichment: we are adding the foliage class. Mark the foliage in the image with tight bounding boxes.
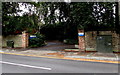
[2,2,20,16]
[33,2,117,30]
[2,2,42,36]
[19,14,39,34]
[2,14,39,35]
[29,33,45,48]
[40,22,65,40]
[35,2,118,40]
[2,2,19,35]
[69,2,117,31]
[2,2,119,38]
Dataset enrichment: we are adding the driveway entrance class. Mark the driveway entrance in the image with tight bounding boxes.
[29,40,75,51]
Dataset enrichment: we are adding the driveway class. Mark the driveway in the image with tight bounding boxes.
[27,40,75,51]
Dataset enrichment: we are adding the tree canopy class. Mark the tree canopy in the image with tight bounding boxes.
[2,2,119,37]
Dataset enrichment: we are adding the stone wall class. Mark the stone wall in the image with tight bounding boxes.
[112,31,120,51]
[1,31,29,48]
[1,35,22,48]
[85,31,97,51]
[85,31,120,52]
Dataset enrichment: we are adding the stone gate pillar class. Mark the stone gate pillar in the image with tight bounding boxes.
[78,30,85,51]
[22,31,29,48]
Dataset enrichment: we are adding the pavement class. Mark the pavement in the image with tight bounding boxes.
[0,48,120,64]
[0,40,120,64]
[1,54,119,73]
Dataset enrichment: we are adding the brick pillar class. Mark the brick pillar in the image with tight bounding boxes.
[22,31,29,48]
[78,30,85,51]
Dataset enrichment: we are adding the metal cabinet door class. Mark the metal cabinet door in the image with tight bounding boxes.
[97,35,112,53]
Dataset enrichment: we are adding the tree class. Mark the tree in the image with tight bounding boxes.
[2,2,20,35]
[2,2,119,37]
[2,2,40,35]
[32,2,118,40]
[68,2,117,31]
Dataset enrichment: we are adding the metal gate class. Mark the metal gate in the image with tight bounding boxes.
[97,35,112,53]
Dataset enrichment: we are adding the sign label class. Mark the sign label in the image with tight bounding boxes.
[78,33,84,36]
[29,35,37,39]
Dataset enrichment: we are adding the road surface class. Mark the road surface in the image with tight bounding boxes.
[1,54,119,73]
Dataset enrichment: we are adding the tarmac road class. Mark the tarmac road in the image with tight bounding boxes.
[1,54,119,73]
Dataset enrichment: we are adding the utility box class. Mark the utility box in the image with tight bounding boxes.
[7,40,14,48]
[96,35,112,53]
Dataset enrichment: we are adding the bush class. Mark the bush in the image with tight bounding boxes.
[63,39,78,45]
[29,33,45,48]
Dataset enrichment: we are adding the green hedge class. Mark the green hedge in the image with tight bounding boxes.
[29,33,45,48]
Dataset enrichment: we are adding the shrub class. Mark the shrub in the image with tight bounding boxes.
[29,33,45,48]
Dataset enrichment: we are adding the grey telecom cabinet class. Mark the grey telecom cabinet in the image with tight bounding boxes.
[96,35,112,53]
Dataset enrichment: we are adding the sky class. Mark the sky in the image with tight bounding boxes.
[17,3,34,16]
[17,0,69,16]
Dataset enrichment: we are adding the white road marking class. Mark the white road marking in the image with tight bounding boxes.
[0,61,52,70]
